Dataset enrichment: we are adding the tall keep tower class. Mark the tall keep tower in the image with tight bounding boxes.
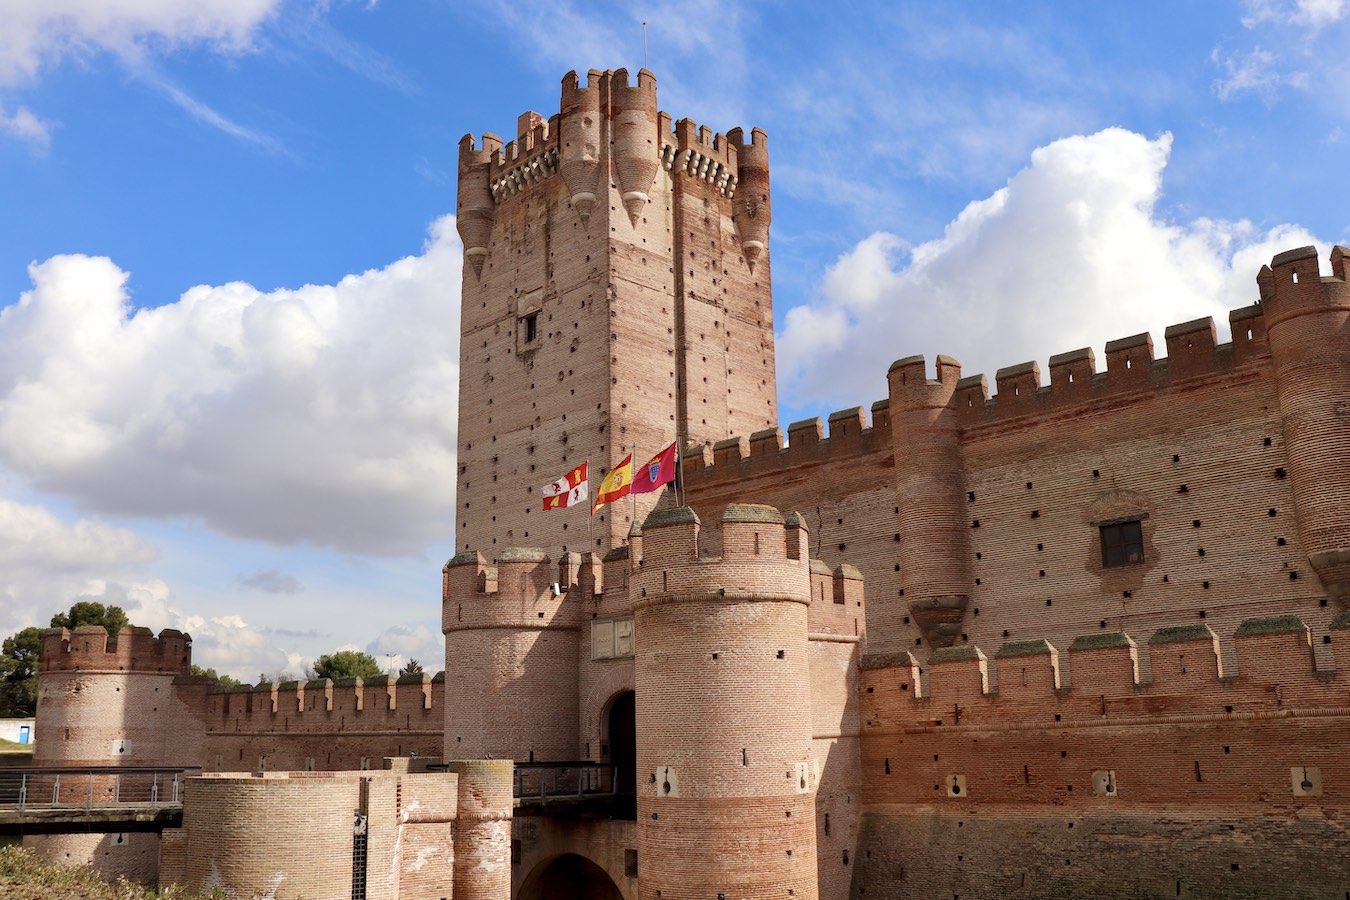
[455,69,777,555]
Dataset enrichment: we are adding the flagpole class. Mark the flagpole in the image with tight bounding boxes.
[630,443,639,539]
[584,457,593,553]
[675,439,686,507]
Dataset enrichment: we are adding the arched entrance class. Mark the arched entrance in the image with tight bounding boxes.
[606,691,636,818]
[518,853,624,900]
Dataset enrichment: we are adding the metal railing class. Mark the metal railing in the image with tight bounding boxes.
[513,761,615,803]
[0,767,199,813]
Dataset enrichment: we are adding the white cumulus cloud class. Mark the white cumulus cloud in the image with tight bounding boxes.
[0,0,280,85]
[0,497,154,574]
[0,497,158,634]
[366,622,442,675]
[1241,0,1349,28]
[0,215,462,555]
[0,502,296,679]
[0,103,51,153]
[108,579,294,680]
[778,128,1321,410]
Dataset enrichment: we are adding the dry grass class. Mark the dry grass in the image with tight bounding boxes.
[0,845,220,900]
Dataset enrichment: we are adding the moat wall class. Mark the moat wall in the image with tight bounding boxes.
[852,810,1350,899]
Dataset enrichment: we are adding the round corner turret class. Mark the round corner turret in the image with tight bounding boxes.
[1261,246,1350,605]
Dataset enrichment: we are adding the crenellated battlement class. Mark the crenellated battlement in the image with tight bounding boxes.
[39,625,192,674]
[1258,244,1350,325]
[561,67,604,98]
[488,116,561,200]
[921,302,1270,428]
[629,505,832,612]
[860,615,1347,732]
[658,113,739,198]
[682,400,891,488]
[457,132,500,165]
[205,671,444,730]
[683,297,1277,493]
[887,353,964,409]
[441,546,595,635]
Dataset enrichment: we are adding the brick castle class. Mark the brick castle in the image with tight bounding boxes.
[24,68,1349,899]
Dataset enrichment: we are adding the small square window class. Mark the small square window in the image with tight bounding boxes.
[1099,520,1144,568]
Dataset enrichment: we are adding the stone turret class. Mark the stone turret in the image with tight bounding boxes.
[1260,246,1350,606]
[559,69,604,225]
[887,354,973,647]
[29,626,209,885]
[34,625,198,766]
[455,133,498,278]
[441,548,582,761]
[632,505,819,899]
[728,126,771,270]
[610,67,660,224]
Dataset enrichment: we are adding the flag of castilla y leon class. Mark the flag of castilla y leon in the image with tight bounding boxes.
[541,462,588,510]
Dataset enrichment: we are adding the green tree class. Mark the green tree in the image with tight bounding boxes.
[312,650,383,681]
[0,627,44,717]
[189,664,243,689]
[0,602,138,717]
[398,658,424,677]
[49,601,130,635]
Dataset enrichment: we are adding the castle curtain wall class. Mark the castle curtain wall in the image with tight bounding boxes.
[684,307,1338,676]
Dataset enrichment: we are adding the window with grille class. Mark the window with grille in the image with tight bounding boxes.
[1099,520,1144,568]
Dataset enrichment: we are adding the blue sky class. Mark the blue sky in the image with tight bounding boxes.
[0,0,1345,677]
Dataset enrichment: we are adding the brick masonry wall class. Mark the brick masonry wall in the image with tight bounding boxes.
[851,810,1350,899]
[444,759,515,900]
[685,303,1341,680]
[390,767,460,900]
[202,677,442,772]
[34,671,208,768]
[25,833,162,887]
[34,627,206,768]
[179,773,361,900]
[810,559,866,898]
[811,635,863,899]
[577,548,639,762]
[851,619,1350,897]
[169,767,481,900]
[686,434,906,648]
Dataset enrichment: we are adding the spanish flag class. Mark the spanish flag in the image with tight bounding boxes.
[592,454,633,513]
